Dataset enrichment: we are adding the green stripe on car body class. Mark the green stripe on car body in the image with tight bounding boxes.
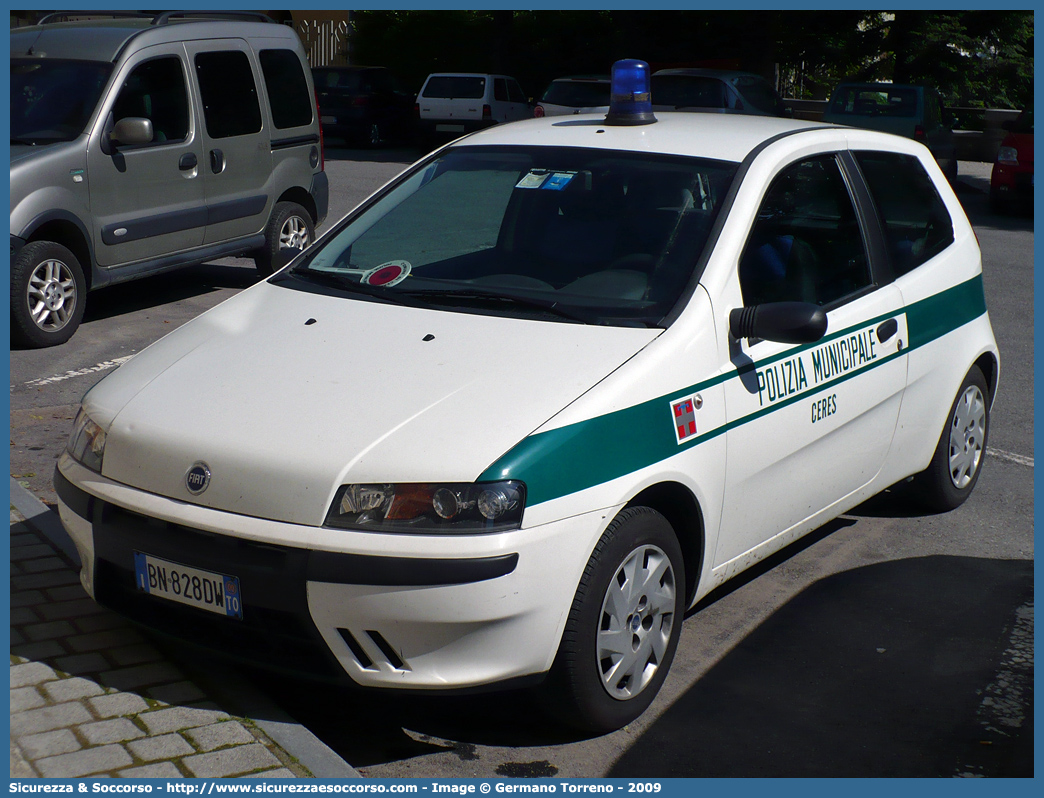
[481,275,988,507]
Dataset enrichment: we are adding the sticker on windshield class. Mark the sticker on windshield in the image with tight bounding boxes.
[542,171,577,190]
[515,170,577,190]
[362,260,412,287]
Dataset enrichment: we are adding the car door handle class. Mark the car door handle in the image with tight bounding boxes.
[179,153,197,171]
[210,149,224,174]
[877,318,899,343]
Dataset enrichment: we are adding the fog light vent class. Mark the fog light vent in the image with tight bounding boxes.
[366,630,409,671]
[337,628,375,670]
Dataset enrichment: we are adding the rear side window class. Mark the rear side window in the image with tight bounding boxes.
[854,151,954,277]
[422,76,486,99]
[259,49,313,129]
[195,51,262,138]
[494,78,508,102]
[111,57,189,144]
[508,80,527,104]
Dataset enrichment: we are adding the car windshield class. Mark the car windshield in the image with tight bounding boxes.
[11,58,113,144]
[830,87,918,118]
[288,145,738,328]
[542,80,611,108]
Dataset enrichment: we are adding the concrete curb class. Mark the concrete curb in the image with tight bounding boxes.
[9,478,360,779]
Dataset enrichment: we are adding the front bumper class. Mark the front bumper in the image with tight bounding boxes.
[54,456,608,690]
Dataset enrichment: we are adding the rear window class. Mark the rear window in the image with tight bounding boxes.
[422,76,486,100]
[259,49,313,129]
[733,76,781,114]
[541,80,610,108]
[855,151,954,276]
[830,87,917,118]
[651,75,728,109]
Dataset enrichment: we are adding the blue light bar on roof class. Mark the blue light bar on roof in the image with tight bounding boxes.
[605,59,656,126]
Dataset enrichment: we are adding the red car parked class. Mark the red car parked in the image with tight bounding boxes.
[990,108,1033,212]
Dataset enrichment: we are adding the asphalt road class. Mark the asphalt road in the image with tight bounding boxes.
[9,154,1034,778]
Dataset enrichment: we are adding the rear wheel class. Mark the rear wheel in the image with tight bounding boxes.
[11,241,87,348]
[544,506,685,733]
[253,202,314,277]
[913,365,990,511]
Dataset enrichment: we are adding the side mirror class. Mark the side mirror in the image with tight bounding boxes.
[110,117,154,147]
[730,301,828,344]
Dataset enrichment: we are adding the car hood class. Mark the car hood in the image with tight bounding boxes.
[89,280,660,526]
[10,140,67,166]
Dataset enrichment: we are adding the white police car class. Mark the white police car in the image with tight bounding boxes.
[56,61,998,733]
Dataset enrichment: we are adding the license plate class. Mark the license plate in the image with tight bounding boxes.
[436,124,465,132]
[134,552,243,620]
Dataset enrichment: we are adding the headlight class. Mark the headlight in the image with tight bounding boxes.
[325,481,526,533]
[67,408,107,473]
[997,146,1019,166]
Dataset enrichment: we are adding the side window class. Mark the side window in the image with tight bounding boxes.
[508,80,527,104]
[259,49,312,129]
[111,57,189,144]
[854,151,954,277]
[194,51,262,139]
[739,154,871,307]
[494,78,509,102]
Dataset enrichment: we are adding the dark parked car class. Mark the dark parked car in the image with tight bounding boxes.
[991,108,1033,213]
[822,82,958,181]
[312,66,414,147]
[651,68,789,117]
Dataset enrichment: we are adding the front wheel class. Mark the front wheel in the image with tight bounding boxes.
[913,365,990,512]
[544,506,685,733]
[11,241,87,348]
[253,202,314,277]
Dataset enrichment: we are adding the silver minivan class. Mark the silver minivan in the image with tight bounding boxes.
[10,11,329,347]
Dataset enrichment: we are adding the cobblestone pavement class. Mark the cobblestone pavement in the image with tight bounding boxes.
[10,509,312,779]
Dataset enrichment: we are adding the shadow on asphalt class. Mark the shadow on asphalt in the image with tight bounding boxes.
[952,178,1034,233]
[607,555,1033,777]
[82,261,262,324]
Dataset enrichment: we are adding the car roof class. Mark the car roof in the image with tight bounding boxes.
[551,75,611,82]
[653,68,769,81]
[313,65,387,72]
[453,112,838,162]
[832,82,928,92]
[10,18,297,63]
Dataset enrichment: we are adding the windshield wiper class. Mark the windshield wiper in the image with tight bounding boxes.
[399,287,598,324]
[274,268,432,309]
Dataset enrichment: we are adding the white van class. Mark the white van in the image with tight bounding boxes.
[416,72,531,141]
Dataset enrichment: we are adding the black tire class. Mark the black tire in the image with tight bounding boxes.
[253,201,314,277]
[543,506,685,734]
[11,241,87,348]
[913,365,990,512]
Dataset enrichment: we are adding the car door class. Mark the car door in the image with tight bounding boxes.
[87,46,205,268]
[185,40,272,245]
[714,151,908,567]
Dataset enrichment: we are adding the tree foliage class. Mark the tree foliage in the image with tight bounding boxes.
[348,10,1032,108]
